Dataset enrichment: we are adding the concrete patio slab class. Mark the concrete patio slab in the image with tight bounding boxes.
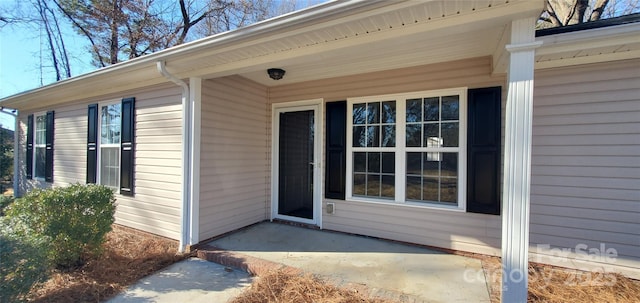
[107,258,252,303]
[201,222,490,303]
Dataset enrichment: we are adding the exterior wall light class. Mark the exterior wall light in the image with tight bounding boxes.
[267,68,286,80]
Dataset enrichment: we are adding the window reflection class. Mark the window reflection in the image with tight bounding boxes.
[352,101,396,148]
[34,114,47,179]
[352,152,395,199]
[100,103,122,189]
[350,91,462,206]
[405,152,458,204]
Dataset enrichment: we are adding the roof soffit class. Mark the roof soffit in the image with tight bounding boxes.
[1,0,544,110]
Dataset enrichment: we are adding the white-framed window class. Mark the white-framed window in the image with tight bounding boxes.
[98,102,121,188]
[346,88,467,210]
[33,113,47,179]
[351,100,397,199]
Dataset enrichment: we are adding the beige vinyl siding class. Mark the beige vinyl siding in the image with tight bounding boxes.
[269,56,505,255]
[53,103,88,186]
[116,86,183,239]
[199,76,269,241]
[17,103,87,192]
[17,84,183,240]
[530,58,640,277]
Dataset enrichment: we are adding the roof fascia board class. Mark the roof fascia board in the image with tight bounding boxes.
[164,0,427,67]
[4,67,166,112]
[153,0,408,62]
[536,49,640,70]
[534,22,640,69]
[536,22,640,55]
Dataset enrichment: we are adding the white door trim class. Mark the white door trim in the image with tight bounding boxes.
[271,99,324,227]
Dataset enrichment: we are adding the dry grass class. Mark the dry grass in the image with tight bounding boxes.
[26,225,187,303]
[481,256,640,303]
[19,223,640,303]
[231,270,393,303]
[528,266,640,303]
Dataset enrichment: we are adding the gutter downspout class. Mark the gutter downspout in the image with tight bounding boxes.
[0,107,19,197]
[156,61,191,253]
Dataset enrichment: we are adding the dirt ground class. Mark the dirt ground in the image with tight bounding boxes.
[231,270,393,303]
[25,225,640,303]
[230,260,640,303]
[481,256,640,303]
[26,225,187,303]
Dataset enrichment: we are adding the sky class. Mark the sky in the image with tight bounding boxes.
[0,3,95,131]
[0,0,326,131]
[1,29,93,130]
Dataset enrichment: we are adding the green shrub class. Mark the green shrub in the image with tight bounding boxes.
[6,184,116,268]
[0,195,13,216]
[0,219,50,302]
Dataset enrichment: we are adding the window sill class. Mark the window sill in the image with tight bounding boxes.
[343,196,466,212]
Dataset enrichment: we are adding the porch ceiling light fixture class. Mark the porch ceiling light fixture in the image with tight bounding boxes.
[267,68,286,80]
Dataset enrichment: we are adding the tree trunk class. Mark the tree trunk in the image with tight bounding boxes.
[110,0,119,64]
[44,0,71,78]
[590,0,610,21]
[564,0,589,25]
[36,0,61,81]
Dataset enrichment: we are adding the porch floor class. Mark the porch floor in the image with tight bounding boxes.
[199,222,490,303]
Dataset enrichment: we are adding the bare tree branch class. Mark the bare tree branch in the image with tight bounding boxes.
[51,0,106,67]
[42,0,71,77]
[541,0,626,27]
[35,0,61,81]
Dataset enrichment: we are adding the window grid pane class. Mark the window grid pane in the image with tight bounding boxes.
[35,147,46,178]
[100,147,120,188]
[100,104,122,188]
[35,115,46,145]
[405,152,458,204]
[352,152,395,199]
[350,91,462,207]
[33,114,47,178]
[101,104,121,145]
[352,101,396,148]
[406,96,460,149]
[404,94,460,205]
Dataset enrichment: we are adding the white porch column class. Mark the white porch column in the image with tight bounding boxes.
[188,77,202,246]
[501,17,542,303]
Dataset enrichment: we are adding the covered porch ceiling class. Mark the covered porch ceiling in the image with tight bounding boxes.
[185,0,542,86]
[2,0,545,111]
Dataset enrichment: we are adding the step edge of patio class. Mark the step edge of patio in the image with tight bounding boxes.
[195,244,430,303]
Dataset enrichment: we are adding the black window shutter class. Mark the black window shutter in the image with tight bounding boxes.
[325,101,347,200]
[26,114,34,180]
[45,111,54,182]
[467,87,501,215]
[120,97,135,196]
[87,104,98,184]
